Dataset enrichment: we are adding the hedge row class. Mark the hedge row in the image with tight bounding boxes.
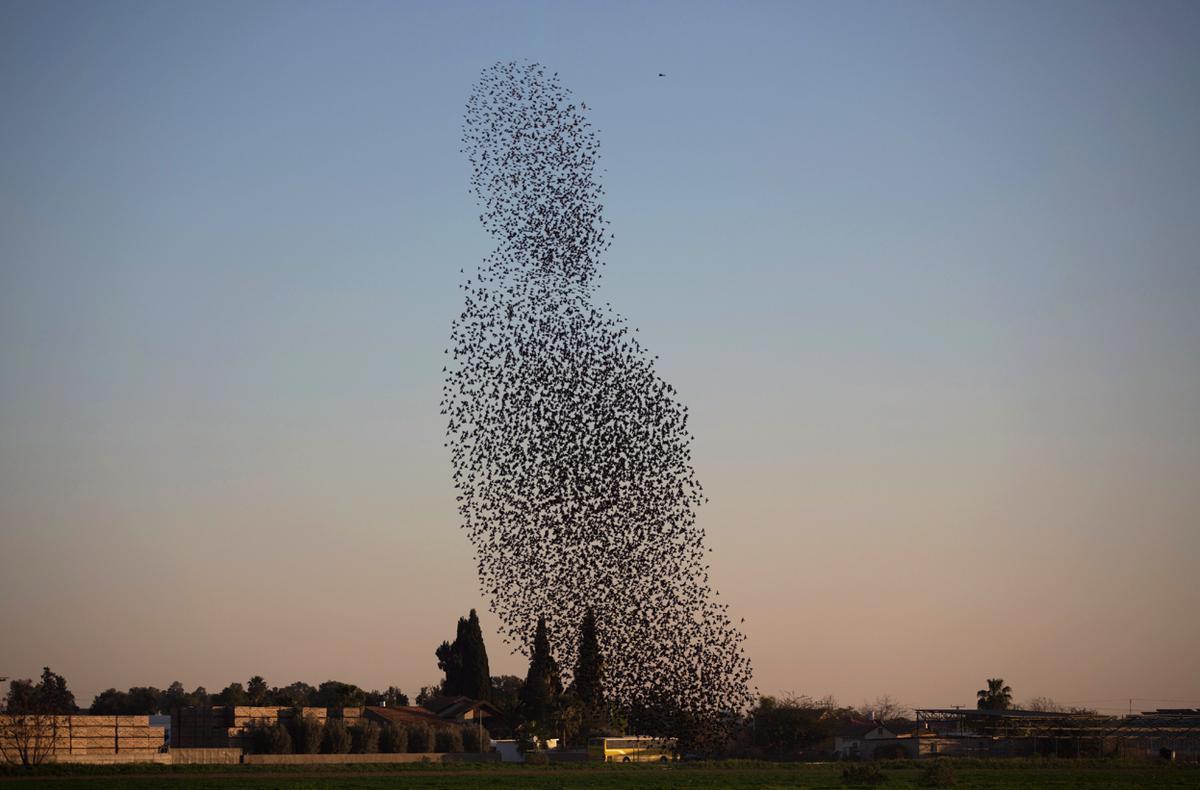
[249,717,486,755]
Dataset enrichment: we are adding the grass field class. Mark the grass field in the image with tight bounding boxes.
[2,758,1200,787]
[2,760,1199,789]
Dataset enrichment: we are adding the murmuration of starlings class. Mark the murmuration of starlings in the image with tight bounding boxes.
[442,61,753,736]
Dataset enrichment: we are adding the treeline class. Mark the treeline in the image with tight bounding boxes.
[1,668,408,716]
[91,679,409,715]
[3,605,615,750]
[743,680,1097,759]
[746,694,877,759]
[6,625,1093,760]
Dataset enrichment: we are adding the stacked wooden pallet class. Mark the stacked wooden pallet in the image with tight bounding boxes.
[225,707,288,750]
[109,716,167,755]
[69,716,117,754]
[0,714,71,757]
[0,715,165,757]
[225,707,326,751]
[230,706,292,730]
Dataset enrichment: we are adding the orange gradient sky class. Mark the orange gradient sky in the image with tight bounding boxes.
[2,1,1198,714]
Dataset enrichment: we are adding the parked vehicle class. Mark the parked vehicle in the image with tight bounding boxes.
[587,736,676,763]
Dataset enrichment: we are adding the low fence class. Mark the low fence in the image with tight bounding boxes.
[919,735,1200,761]
[169,748,244,765]
[33,749,500,766]
[51,754,172,765]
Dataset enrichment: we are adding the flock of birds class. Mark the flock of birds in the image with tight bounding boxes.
[443,62,753,733]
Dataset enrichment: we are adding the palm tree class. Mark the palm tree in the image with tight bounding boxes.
[976,678,1013,710]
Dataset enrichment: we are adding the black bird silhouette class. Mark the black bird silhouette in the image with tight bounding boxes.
[658,73,666,77]
[444,61,752,745]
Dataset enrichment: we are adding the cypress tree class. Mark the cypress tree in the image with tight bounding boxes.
[460,609,492,701]
[521,616,562,726]
[436,609,493,701]
[573,608,604,709]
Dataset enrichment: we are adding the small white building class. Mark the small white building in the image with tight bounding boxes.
[834,720,917,759]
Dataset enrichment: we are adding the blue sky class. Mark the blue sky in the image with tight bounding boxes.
[2,1,1198,710]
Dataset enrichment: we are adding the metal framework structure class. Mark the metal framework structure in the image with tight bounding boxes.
[914,708,1200,761]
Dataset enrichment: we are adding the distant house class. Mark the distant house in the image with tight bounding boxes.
[420,695,503,725]
[834,719,918,759]
[362,704,454,731]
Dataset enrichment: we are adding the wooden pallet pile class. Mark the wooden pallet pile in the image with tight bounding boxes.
[227,706,337,751]
[0,715,166,758]
[226,707,294,751]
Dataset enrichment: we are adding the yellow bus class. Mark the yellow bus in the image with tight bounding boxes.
[588,736,677,763]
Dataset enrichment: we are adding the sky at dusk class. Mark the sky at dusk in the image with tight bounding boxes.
[2,0,1198,715]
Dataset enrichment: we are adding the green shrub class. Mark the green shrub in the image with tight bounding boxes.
[920,761,957,787]
[435,727,464,753]
[379,722,408,753]
[248,721,292,754]
[264,722,292,754]
[247,722,269,754]
[842,762,886,785]
[287,714,324,754]
[349,720,380,754]
[406,723,435,753]
[525,749,549,765]
[320,718,351,754]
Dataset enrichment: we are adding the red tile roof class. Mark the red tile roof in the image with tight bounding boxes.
[363,706,456,729]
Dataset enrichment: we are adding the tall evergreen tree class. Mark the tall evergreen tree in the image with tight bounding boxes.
[521,616,563,728]
[436,609,493,701]
[572,608,604,709]
[460,609,492,701]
